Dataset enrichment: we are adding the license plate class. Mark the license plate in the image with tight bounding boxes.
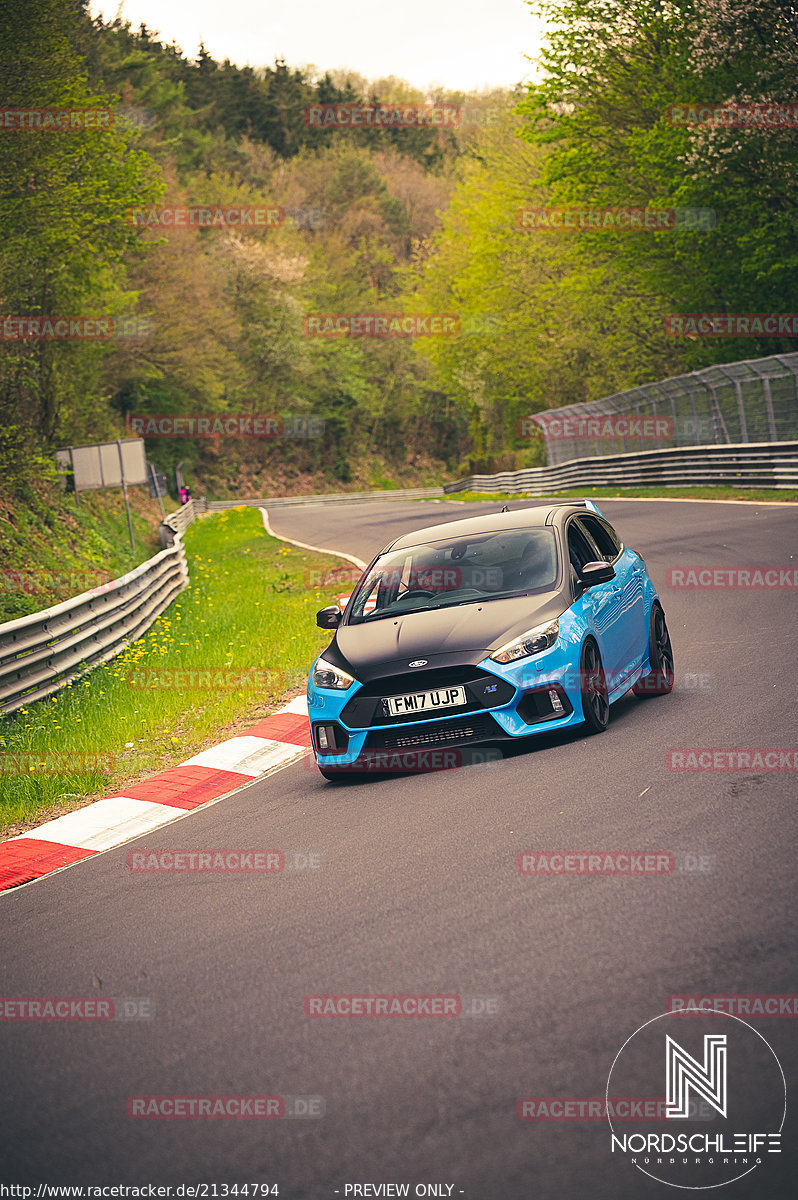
[387,685,467,716]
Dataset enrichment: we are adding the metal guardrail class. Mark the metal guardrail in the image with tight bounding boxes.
[527,352,798,465]
[0,490,434,716]
[161,495,206,535]
[444,442,798,495]
[205,487,444,510]
[3,436,792,715]
[0,510,191,716]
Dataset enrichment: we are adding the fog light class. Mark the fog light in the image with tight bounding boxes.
[548,688,564,713]
[314,723,349,755]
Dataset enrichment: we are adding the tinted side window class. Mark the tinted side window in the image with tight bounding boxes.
[567,521,597,575]
[579,515,620,562]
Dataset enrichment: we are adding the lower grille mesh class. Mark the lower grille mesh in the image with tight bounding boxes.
[365,715,499,750]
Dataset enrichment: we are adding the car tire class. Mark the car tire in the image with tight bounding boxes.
[580,639,610,734]
[632,605,674,697]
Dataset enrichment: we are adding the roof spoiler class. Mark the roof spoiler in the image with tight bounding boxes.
[550,498,607,516]
[548,498,606,515]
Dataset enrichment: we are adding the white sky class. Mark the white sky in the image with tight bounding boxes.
[89,0,547,93]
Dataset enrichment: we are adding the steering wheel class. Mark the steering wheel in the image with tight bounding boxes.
[447,587,483,599]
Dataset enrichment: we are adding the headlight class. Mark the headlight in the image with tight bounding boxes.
[490,619,559,664]
[312,658,356,690]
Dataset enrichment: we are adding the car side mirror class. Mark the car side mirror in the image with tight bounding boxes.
[580,560,616,588]
[316,605,342,629]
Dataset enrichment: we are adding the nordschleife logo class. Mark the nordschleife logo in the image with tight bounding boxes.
[666,1033,727,1119]
[606,1010,785,1189]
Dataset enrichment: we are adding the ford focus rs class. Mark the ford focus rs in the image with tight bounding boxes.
[307,501,673,779]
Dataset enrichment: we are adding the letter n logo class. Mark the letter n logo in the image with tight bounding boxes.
[666,1034,727,1118]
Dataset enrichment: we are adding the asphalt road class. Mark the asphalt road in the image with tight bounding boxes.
[1,498,796,1199]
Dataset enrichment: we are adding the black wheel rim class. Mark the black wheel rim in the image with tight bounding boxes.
[654,610,674,682]
[583,642,609,725]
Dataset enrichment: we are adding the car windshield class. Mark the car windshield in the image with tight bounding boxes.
[346,528,558,624]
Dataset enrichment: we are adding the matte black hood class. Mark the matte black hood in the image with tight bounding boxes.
[324,592,567,683]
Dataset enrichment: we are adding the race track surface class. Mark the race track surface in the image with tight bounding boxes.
[1,499,796,1199]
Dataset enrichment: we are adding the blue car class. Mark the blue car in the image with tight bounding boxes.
[307,500,674,779]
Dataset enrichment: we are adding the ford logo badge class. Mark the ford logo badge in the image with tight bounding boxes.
[408,659,428,667]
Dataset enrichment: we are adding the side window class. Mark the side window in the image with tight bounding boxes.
[567,521,597,576]
[579,515,620,562]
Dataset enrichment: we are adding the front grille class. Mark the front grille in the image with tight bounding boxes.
[340,667,514,727]
[364,713,502,751]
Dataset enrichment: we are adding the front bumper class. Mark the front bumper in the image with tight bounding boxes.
[307,639,591,770]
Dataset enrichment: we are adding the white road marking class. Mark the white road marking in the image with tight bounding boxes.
[181,736,301,775]
[13,796,182,852]
[259,508,367,569]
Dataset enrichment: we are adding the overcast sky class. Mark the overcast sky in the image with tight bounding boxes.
[89,0,546,93]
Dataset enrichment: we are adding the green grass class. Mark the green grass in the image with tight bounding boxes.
[0,506,349,833]
[442,485,798,503]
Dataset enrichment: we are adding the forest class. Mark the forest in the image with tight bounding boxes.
[1,0,796,498]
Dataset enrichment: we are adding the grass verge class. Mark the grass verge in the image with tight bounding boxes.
[443,486,798,503]
[0,483,165,624]
[0,506,348,834]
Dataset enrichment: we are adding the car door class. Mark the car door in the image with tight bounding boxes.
[578,514,646,680]
[566,518,626,687]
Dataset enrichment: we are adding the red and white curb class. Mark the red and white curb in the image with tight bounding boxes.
[0,694,311,894]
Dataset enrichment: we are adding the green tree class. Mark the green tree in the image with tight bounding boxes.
[0,0,161,447]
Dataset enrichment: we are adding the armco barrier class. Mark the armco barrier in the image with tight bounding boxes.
[0,506,193,716]
[205,487,443,510]
[444,442,798,495]
[4,442,792,715]
[162,495,205,534]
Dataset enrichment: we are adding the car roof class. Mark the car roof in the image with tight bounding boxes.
[385,501,593,552]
